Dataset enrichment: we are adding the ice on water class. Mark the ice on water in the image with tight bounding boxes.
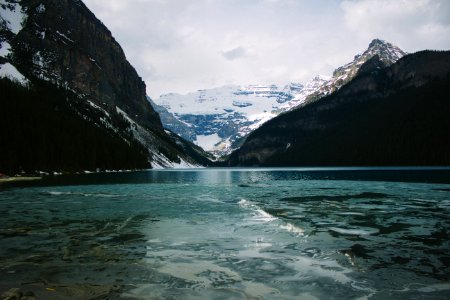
[0,169,449,299]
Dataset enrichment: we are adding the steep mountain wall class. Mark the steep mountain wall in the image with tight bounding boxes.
[11,0,163,131]
[0,0,211,171]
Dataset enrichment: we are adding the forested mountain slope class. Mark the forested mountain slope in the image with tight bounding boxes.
[0,0,211,174]
[227,51,450,166]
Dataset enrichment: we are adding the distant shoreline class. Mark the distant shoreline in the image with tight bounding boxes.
[0,176,42,183]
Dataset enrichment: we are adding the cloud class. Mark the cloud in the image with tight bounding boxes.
[83,0,450,98]
[222,47,248,60]
[341,0,450,51]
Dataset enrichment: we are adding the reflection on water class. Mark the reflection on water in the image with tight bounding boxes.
[0,168,449,299]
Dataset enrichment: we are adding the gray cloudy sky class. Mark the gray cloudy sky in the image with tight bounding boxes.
[83,0,450,99]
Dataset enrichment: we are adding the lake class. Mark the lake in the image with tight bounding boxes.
[1,168,450,299]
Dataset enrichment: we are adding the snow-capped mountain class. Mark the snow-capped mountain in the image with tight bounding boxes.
[153,39,406,157]
[227,50,450,167]
[297,38,407,107]
[154,83,304,156]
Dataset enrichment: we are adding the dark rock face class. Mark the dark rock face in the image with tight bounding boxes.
[356,55,388,76]
[0,0,211,171]
[12,0,163,132]
[227,51,450,167]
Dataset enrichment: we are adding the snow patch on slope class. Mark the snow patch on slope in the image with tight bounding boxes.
[115,106,201,169]
[277,75,330,111]
[0,41,12,57]
[0,62,29,85]
[56,30,74,44]
[195,134,221,151]
[0,1,27,34]
[151,152,200,169]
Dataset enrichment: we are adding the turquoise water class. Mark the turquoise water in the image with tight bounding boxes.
[1,168,450,299]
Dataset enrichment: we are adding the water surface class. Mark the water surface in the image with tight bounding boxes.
[1,168,449,299]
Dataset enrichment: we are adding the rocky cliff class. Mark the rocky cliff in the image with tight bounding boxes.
[0,0,210,172]
[10,0,163,131]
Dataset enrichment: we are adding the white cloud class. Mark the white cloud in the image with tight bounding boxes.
[341,0,450,51]
[83,0,450,99]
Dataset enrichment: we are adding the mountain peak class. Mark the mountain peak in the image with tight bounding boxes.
[299,39,408,108]
[333,38,406,79]
[368,38,388,48]
[364,38,406,62]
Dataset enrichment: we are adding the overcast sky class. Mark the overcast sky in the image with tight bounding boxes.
[83,0,450,99]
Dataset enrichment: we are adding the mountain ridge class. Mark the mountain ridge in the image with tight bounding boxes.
[226,50,450,167]
[154,39,406,157]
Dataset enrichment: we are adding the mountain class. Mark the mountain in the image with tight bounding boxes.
[149,97,197,142]
[282,39,407,109]
[153,84,304,157]
[226,50,450,167]
[154,39,406,157]
[0,0,210,174]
